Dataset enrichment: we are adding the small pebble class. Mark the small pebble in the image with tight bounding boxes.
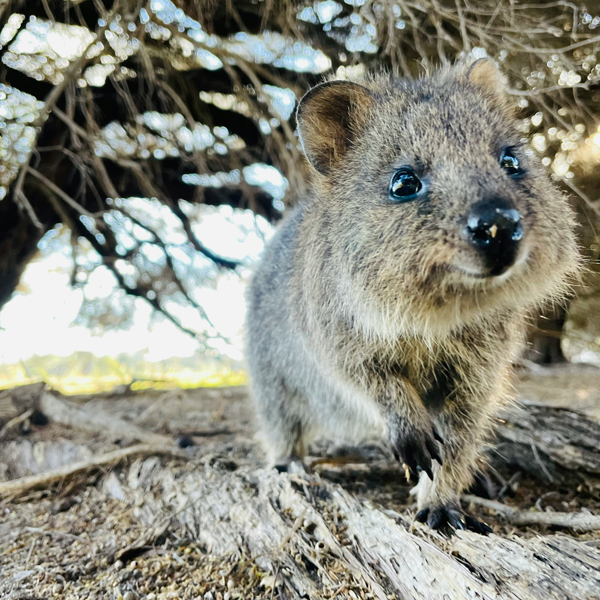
[53,583,64,594]
[114,560,124,570]
[123,592,136,600]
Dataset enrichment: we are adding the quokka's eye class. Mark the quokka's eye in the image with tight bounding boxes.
[389,167,422,201]
[499,147,523,177]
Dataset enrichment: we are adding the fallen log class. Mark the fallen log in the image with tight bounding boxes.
[463,494,600,531]
[38,392,174,447]
[0,444,187,499]
[114,459,600,600]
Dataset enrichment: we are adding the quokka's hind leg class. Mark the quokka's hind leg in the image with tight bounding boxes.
[252,381,311,472]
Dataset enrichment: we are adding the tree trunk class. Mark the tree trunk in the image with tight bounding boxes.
[0,199,51,308]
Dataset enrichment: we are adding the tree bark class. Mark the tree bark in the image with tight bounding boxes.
[0,199,54,308]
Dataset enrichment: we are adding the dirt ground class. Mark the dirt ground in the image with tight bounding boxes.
[1,364,600,600]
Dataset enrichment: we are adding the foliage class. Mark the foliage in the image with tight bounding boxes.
[1,0,599,348]
[0,350,246,394]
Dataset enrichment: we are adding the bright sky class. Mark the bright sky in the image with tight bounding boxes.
[0,206,273,364]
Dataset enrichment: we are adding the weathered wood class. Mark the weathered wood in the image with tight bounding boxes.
[0,444,186,499]
[115,461,600,600]
[4,385,597,489]
[2,386,600,598]
[0,383,46,428]
[494,401,600,488]
[464,494,600,531]
[38,392,175,447]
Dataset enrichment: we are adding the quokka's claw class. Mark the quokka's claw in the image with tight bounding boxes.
[415,505,493,535]
[392,422,442,482]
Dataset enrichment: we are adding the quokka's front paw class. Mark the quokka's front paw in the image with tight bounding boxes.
[415,505,493,535]
[273,457,308,475]
[390,417,443,481]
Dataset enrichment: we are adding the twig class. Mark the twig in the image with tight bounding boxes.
[531,442,554,483]
[53,106,90,140]
[26,167,95,217]
[279,507,307,550]
[562,178,600,219]
[40,0,55,22]
[25,538,36,565]
[73,221,206,340]
[507,82,591,96]
[462,494,600,532]
[23,526,84,543]
[0,409,33,440]
[13,187,44,230]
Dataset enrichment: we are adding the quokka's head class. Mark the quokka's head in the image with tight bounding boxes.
[296,59,581,336]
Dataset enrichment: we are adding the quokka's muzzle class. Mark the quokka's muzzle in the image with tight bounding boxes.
[462,197,523,276]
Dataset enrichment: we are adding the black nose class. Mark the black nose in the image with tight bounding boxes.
[463,198,523,276]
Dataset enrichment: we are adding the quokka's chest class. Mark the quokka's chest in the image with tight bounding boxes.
[367,339,479,409]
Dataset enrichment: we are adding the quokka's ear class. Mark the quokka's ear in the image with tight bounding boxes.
[466,58,507,98]
[296,80,375,175]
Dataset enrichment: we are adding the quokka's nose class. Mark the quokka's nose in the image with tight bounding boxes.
[463,198,523,276]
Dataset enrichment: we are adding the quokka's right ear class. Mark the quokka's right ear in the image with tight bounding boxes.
[296,80,375,176]
[466,58,507,100]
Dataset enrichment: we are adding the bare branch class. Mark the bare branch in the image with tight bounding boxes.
[11,1,122,223]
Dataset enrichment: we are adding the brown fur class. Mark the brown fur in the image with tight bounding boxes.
[246,59,580,531]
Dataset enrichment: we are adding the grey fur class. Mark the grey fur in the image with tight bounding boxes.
[245,59,580,531]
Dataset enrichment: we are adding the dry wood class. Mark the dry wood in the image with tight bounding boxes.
[39,392,174,447]
[494,401,600,488]
[116,461,600,600]
[0,396,18,426]
[0,383,46,427]
[0,409,33,441]
[462,494,600,531]
[0,444,186,499]
[2,387,600,598]
[97,398,600,599]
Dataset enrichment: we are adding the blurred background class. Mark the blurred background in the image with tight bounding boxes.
[1,0,600,395]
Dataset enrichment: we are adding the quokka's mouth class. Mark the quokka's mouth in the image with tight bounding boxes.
[443,245,531,286]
